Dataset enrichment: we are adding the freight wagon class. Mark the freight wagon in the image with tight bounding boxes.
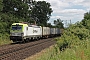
[42,27,50,38]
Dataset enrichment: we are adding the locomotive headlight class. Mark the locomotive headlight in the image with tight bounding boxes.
[21,33,24,36]
[10,33,15,36]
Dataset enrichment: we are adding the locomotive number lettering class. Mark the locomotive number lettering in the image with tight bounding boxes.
[33,30,38,33]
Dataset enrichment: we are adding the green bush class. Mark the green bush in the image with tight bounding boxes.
[56,22,90,51]
[0,34,12,45]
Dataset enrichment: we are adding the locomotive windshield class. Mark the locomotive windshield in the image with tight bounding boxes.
[12,25,22,30]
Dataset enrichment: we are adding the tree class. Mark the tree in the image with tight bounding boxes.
[2,0,53,26]
[54,18,64,28]
[0,0,3,11]
[2,0,29,18]
[1,0,53,34]
[47,23,53,27]
[31,1,53,26]
[82,11,90,29]
[83,12,90,20]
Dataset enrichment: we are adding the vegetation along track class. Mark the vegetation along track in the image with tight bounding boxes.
[0,38,56,60]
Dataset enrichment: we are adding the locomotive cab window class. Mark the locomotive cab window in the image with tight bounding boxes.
[12,25,22,30]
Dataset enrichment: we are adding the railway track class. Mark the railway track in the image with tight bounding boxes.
[0,38,56,60]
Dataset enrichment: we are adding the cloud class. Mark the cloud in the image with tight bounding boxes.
[54,9,86,14]
[35,0,89,24]
[50,9,86,24]
[67,0,90,8]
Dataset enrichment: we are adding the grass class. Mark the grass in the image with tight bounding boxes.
[0,39,12,45]
[0,34,12,45]
[36,39,90,60]
[37,45,60,60]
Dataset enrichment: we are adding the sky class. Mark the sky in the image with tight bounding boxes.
[35,0,90,25]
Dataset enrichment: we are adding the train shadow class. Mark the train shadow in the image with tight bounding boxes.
[10,39,39,45]
[10,42,24,45]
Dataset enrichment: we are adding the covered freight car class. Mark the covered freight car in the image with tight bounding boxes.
[50,28,56,37]
[42,27,50,38]
[50,28,62,37]
[55,28,61,35]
